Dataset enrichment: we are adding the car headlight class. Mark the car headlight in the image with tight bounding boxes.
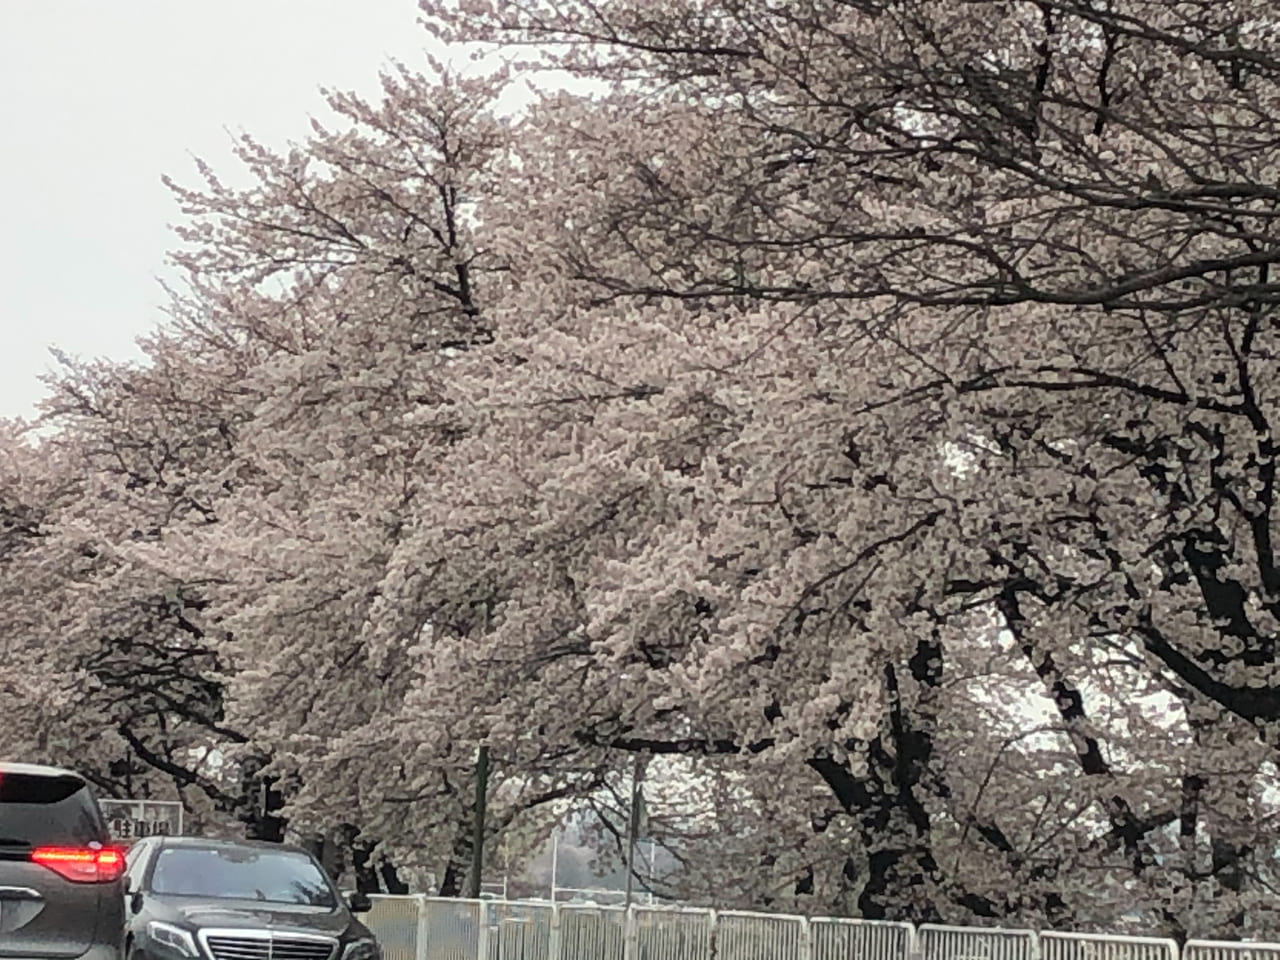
[342,939,380,960]
[147,921,199,959]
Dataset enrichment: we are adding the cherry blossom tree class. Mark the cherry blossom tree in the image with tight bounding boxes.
[398,0,1280,936]
[0,409,229,818]
[114,60,613,892]
[15,0,1280,937]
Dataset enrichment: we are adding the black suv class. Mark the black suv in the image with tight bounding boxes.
[0,761,126,960]
[121,837,379,960]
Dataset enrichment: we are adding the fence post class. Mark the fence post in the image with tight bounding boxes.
[708,909,718,960]
[548,903,561,960]
[799,916,812,960]
[477,900,490,960]
[623,904,637,960]
[907,922,923,960]
[414,895,430,960]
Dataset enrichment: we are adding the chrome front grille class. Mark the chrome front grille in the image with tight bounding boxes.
[199,930,338,960]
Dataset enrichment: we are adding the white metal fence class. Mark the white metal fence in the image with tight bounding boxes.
[919,925,1039,960]
[1182,944,1280,960]
[1041,933,1178,960]
[362,896,1272,960]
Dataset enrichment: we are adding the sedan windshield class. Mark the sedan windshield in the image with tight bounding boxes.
[148,846,336,906]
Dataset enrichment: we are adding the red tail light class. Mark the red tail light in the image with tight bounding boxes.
[30,846,125,883]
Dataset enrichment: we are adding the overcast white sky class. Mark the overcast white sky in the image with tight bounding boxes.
[0,0,447,419]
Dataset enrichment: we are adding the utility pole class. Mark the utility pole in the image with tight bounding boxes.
[648,839,656,904]
[467,597,493,901]
[468,743,490,899]
[550,830,559,903]
[623,756,645,909]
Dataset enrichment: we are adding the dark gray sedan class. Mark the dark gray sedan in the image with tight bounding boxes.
[120,837,378,960]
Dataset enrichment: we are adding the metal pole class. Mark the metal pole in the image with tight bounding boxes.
[648,840,656,904]
[550,831,559,903]
[623,757,643,909]
[468,599,493,902]
[467,744,490,899]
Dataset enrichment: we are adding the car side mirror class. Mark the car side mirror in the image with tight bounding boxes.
[346,890,372,914]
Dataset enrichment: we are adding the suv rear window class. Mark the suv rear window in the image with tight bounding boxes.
[0,772,106,846]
